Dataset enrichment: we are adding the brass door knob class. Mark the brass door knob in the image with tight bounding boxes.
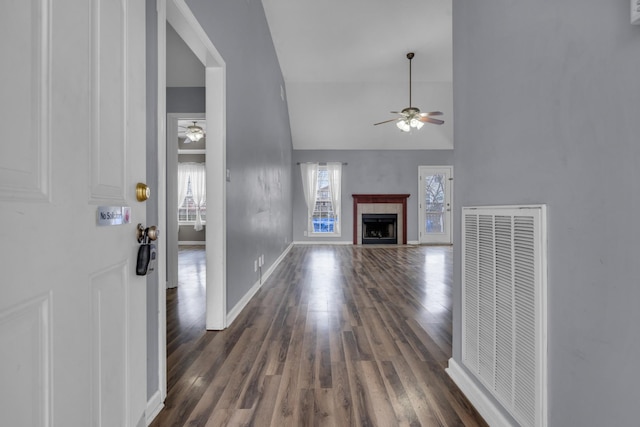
[137,224,160,243]
[147,226,159,241]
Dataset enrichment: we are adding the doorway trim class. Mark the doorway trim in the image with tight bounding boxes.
[153,0,227,419]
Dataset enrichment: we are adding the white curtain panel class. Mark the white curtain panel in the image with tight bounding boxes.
[300,162,319,232]
[190,163,206,231]
[326,162,342,234]
[177,164,189,211]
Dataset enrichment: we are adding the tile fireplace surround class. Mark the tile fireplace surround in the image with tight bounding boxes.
[352,194,410,245]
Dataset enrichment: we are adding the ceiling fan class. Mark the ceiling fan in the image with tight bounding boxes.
[179,121,206,142]
[374,52,444,132]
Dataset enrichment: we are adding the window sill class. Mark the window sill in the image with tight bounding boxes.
[309,232,341,238]
[178,221,207,227]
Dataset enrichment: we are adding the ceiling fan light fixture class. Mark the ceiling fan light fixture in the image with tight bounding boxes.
[374,52,445,131]
[185,121,205,142]
[396,120,411,132]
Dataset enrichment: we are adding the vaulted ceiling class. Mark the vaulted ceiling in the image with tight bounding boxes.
[261,0,453,150]
[167,1,453,150]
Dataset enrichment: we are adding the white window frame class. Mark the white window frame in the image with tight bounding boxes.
[301,162,342,237]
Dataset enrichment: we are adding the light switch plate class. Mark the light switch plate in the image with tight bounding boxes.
[633,0,640,24]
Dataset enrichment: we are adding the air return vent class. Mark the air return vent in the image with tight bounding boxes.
[462,205,547,427]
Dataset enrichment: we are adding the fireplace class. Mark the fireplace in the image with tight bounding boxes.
[362,214,397,244]
[352,194,410,245]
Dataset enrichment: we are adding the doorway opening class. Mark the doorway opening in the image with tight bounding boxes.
[164,0,226,326]
[150,0,227,419]
[166,113,206,290]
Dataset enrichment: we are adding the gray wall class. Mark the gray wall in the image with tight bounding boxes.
[166,87,205,113]
[452,1,640,425]
[293,150,453,243]
[166,23,205,87]
[185,0,293,310]
[145,0,159,401]
[179,225,205,242]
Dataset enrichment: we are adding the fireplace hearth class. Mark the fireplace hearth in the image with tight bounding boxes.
[362,214,397,244]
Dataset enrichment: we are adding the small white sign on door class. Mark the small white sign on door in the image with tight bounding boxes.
[97,206,131,226]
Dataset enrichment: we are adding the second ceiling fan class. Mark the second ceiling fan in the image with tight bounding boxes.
[374,52,444,132]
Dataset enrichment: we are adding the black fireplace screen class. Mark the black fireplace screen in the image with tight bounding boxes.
[362,213,397,244]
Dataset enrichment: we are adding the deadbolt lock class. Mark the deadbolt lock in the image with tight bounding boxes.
[136,183,151,202]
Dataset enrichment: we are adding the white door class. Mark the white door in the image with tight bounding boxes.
[0,1,147,426]
[418,166,453,244]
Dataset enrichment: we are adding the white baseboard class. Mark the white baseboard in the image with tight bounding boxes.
[226,243,294,326]
[292,241,423,246]
[226,277,262,326]
[145,389,164,426]
[293,240,352,245]
[446,358,515,427]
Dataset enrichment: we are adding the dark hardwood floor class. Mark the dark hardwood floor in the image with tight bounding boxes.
[150,245,487,427]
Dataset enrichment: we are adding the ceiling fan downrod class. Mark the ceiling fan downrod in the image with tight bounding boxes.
[407,52,414,108]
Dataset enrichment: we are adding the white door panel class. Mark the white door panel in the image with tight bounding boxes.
[0,0,147,426]
[419,166,453,244]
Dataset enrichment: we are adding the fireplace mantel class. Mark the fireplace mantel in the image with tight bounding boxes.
[352,194,410,244]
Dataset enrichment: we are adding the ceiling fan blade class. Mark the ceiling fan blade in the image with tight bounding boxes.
[419,111,443,117]
[373,118,399,126]
[419,117,445,125]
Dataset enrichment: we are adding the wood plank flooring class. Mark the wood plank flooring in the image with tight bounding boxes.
[150,245,487,427]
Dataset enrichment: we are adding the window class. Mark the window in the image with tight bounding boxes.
[300,162,342,236]
[178,176,206,222]
[177,163,206,230]
[424,173,445,232]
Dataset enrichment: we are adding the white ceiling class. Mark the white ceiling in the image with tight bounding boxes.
[261,0,453,150]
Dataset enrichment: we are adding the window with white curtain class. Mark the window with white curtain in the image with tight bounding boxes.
[300,162,341,236]
[177,162,206,230]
